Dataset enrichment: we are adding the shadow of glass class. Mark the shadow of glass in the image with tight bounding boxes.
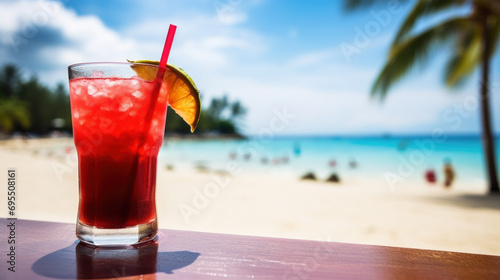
[32,240,200,279]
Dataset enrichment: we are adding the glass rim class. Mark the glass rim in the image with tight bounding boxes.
[68,62,167,70]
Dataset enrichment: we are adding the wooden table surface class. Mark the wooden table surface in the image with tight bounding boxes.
[1,218,499,279]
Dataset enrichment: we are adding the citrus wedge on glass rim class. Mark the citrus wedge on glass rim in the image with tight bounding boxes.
[127,59,201,132]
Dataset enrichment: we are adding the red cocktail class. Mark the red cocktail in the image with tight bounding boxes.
[69,63,169,245]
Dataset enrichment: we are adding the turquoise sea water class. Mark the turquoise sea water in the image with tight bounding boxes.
[159,135,500,186]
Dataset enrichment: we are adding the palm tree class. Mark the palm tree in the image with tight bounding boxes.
[230,101,247,119]
[0,98,30,133]
[345,0,500,193]
[0,64,22,99]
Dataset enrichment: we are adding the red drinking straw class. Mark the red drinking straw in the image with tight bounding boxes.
[159,24,177,68]
[125,24,178,221]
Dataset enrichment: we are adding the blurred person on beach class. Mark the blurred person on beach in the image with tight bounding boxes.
[425,169,437,184]
[443,159,455,188]
[261,157,268,164]
[327,158,341,183]
[349,157,357,169]
[328,158,337,168]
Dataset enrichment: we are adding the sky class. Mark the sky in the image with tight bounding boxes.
[0,0,499,136]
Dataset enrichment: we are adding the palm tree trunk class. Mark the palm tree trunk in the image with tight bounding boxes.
[480,14,499,194]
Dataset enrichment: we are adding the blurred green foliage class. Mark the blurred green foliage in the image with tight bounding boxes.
[166,95,246,135]
[0,64,71,135]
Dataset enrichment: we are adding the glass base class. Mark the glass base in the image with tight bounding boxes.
[76,218,157,246]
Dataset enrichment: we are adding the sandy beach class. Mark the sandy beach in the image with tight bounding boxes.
[0,138,499,256]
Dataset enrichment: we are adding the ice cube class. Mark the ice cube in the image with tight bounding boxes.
[119,97,133,112]
[94,88,110,97]
[150,119,161,134]
[88,85,97,96]
[132,91,143,99]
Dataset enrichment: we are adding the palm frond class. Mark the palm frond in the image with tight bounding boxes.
[392,0,467,46]
[11,105,30,129]
[444,25,481,87]
[372,17,470,99]
[0,110,12,132]
[0,99,30,132]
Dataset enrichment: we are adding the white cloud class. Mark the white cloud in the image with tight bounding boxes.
[0,0,268,89]
[0,0,145,84]
[287,49,342,68]
[212,78,462,135]
[124,12,266,72]
[217,12,248,25]
[191,42,484,135]
[0,0,495,135]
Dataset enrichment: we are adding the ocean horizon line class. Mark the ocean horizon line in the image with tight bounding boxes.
[244,133,500,140]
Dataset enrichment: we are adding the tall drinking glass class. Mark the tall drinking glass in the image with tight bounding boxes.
[68,62,169,246]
